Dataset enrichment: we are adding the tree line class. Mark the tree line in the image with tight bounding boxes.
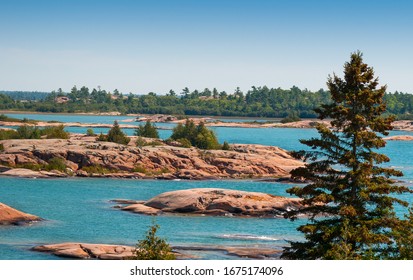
[1,86,412,119]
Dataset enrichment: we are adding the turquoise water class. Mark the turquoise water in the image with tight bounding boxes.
[1,113,413,259]
[0,178,303,260]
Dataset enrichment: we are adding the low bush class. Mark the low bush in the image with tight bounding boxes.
[222,141,231,150]
[0,129,19,140]
[280,112,301,123]
[86,128,95,136]
[131,223,175,260]
[46,157,67,172]
[41,125,70,139]
[81,165,114,174]
[133,164,147,174]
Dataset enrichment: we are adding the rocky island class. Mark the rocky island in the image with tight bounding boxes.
[0,202,41,225]
[113,188,303,217]
[0,134,303,180]
[32,242,280,260]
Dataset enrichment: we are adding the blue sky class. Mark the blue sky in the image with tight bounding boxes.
[0,0,412,94]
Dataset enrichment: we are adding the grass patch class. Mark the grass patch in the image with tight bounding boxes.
[0,114,38,124]
[133,164,147,173]
[81,165,114,174]
[5,157,67,173]
[136,136,163,147]
[45,157,66,172]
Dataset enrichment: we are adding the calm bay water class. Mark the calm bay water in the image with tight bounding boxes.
[1,113,413,259]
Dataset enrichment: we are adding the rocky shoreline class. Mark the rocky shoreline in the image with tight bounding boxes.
[3,117,413,131]
[0,202,42,226]
[32,242,280,260]
[0,134,303,180]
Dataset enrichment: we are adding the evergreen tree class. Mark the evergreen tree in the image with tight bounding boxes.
[282,51,412,260]
[134,120,159,139]
[194,122,220,149]
[170,119,220,149]
[106,121,130,145]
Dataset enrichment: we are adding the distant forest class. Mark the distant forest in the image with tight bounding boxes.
[1,86,413,119]
[0,91,50,101]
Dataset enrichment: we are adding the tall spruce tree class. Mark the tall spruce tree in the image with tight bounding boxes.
[134,120,159,139]
[282,51,412,260]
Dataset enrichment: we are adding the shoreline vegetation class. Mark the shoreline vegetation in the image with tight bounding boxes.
[1,85,413,120]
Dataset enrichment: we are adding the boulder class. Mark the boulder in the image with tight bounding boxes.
[1,168,49,178]
[118,188,302,217]
[33,243,134,259]
[0,202,42,225]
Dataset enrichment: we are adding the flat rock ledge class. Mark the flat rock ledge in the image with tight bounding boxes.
[33,243,135,260]
[384,135,413,141]
[0,202,42,226]
[114,188,302,217]
[32,243,280,260]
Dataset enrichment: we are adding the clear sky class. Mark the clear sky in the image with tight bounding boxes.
[0,0,412,94]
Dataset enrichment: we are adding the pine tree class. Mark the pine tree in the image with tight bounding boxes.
[170,119,220,149]
[282,51,412,260]
[134,120,159,139]
[106,121,130,145]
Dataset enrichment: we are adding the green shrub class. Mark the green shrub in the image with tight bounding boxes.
[81,165,113,174]
[0,114,37,124]
[280,112,301,123]
[96,132,107,141]
[131,223,175,260]
[46,157,66,172]
[135,136,145,148]
[0,129,19,140]
[133,164,147,174]
[17,125,41,139]
[176,138,192,148]
[86,128,95,136]
[41,125,70,139]
[0,143,4,151]
[134,121,159,139]
[14,163,44,171]
[222,141,231,150]
[160,167,171,174]
[135,136,163,148]
[1,125,69,140]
